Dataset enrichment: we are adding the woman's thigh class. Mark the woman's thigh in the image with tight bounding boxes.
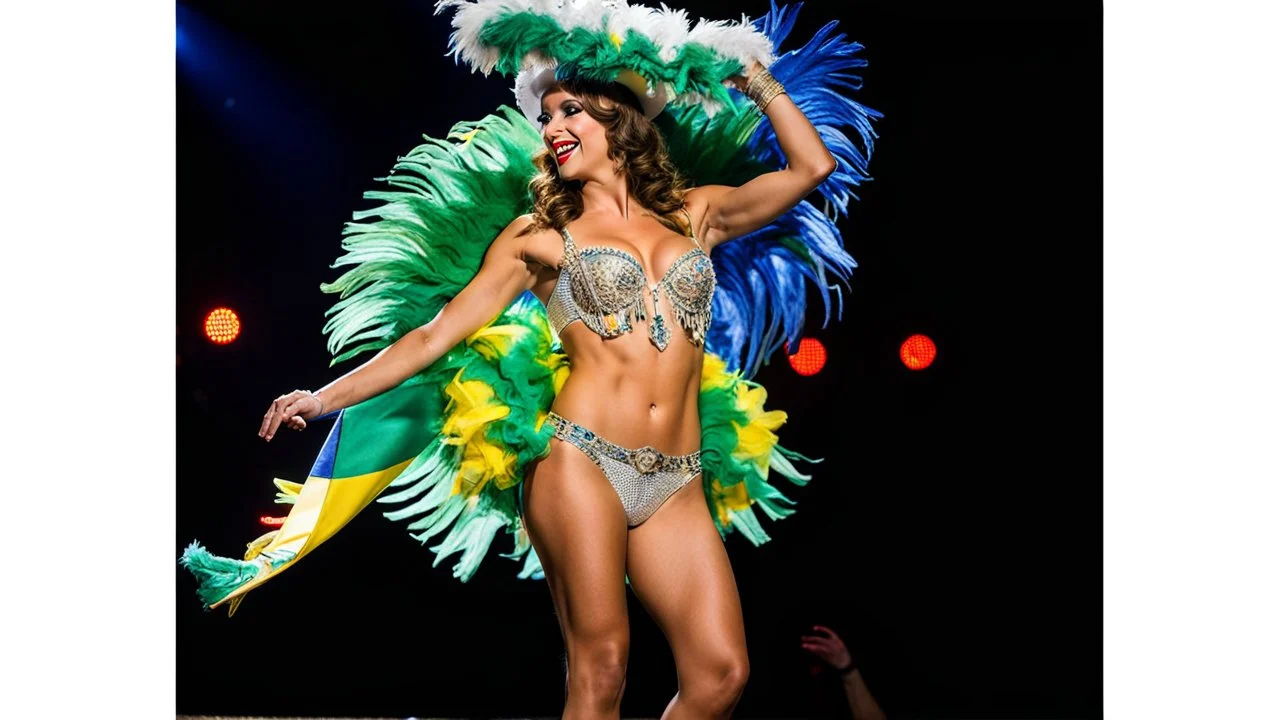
[624,478,748,674]
[523,440,632,657]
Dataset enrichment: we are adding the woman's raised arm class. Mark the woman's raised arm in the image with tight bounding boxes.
[686,62,837,250]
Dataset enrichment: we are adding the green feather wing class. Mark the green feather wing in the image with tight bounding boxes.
[321,105,544,364]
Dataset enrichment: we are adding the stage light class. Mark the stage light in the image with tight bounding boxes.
[204,307,241,345]
[788,338,827,376]
[259,516,286,527]
[900,334,937,370]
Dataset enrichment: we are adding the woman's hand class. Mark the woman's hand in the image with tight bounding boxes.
[258,389,324,441]
[726,59,765,92]
[800,624,855,670]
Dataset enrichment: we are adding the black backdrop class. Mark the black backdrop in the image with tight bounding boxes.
[176,1,1100,717]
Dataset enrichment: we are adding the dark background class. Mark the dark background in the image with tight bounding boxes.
[176,1,1100,717]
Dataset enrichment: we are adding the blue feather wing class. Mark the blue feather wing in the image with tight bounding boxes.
[700,2,882,376]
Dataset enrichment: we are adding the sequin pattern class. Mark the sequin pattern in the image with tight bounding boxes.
[549,412,701,526]
[660,250,716,347]
[545,224,717,349]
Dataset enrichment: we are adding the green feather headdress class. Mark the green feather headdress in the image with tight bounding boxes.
[436,0,778,122]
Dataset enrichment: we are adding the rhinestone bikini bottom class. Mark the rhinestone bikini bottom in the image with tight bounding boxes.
[547,412,701,526]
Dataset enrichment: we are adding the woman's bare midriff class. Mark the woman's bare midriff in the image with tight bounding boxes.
[520,214,709,455]
[547,319,704,455]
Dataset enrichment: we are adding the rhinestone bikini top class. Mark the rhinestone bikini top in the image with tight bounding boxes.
[545,213,717,351]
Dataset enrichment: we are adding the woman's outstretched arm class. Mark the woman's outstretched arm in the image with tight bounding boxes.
[685,61,837,249]
[259,215,542,440]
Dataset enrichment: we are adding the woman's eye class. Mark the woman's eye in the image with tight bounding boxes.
[536,113,551,125]
[565,106,580,116]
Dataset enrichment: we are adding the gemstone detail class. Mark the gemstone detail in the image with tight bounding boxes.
[649,312,670,351]
[633,446,660,474]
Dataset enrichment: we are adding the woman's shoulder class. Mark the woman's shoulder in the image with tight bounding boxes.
[496,214,558,241]
[681,185,734,242]
[499,214,563,268]
[682,184,734,210]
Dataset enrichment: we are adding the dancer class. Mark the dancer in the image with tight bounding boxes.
[182,2,879,718]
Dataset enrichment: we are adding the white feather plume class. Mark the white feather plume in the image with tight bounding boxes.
[687,12,776,70]
[557,0,611,33]
[436,0,776,116]
[436,0,537,75]
[650,3,691,63]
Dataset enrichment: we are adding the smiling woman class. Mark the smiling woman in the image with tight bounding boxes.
[528,75,692,254]
[179,0,880,717]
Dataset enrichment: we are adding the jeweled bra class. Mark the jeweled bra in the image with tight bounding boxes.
[545,215,717,350]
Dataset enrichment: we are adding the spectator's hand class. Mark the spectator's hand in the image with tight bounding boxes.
[801,624,854,670]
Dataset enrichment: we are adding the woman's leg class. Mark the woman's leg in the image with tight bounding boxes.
[523,441,632,720]
[626,477,750,720]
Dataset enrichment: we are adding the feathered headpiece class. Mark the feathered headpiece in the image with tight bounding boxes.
[437,0,779,123]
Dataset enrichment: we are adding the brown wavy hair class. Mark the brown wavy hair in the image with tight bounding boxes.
[524,76,690,236]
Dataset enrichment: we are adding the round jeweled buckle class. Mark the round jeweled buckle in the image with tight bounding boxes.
[633,446,660,474]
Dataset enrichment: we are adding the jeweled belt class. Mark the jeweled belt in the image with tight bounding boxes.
[548,412,701,475]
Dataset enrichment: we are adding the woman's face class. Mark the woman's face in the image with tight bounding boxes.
[538,89,610,182]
